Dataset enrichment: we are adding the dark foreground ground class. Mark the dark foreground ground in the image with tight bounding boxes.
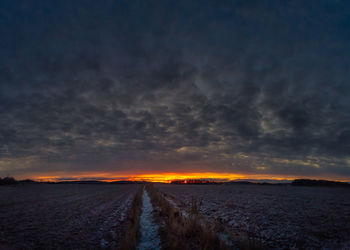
[0,184,139,249]
[156,184,350,249]
[1,183,349,249]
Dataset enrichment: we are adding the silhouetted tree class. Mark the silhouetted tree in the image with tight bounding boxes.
[0,176,18,185]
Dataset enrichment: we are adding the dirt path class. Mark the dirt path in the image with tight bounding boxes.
[137,188,161,250]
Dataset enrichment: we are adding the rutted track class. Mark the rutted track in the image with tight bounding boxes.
[137,188,161,250]
[1,184,249,250]
[144,184,228,250]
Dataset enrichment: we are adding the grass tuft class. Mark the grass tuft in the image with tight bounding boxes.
[118,185,144,250]
[146,184,228,250]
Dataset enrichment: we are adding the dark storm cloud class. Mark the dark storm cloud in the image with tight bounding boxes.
[0,0,350,178]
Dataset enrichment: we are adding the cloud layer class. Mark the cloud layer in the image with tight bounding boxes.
[0,0,350,179]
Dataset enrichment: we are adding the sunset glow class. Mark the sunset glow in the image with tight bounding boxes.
[1,1,350,249]
[31,172,349,183]
[1,0,350,184]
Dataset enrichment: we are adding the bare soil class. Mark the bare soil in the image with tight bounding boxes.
[156,184,350,249]
[0,184,139,250]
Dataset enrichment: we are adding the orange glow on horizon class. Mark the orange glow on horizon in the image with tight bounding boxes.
[28,172,349,183]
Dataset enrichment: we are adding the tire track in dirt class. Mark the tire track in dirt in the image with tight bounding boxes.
[137,187,161,250]
[145,184,228,250]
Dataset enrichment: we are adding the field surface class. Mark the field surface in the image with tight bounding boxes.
[156,184,350,249]
[0,184,139,250]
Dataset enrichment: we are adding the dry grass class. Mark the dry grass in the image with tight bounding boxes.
[146,184,229,250]
[238,233,263,250]
[118,185,144,250]
[190,195,202,215]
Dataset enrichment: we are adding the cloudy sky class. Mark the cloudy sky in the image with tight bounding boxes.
[1,0,350,181]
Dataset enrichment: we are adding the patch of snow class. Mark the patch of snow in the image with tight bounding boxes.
[156,184,350,249]
[100,238,108,249]
[164,196,188,218]
[138,188,161,250]
[96,193,134,248]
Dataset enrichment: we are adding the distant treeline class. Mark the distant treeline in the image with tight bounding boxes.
[171,179,219,184]
[0,177,18,185]
[171,179,350,187]
[0,177,37,185]
[2,176,349,187]
[0,177,146,185]
[291,179,350,187]
[170,180,288,185]
[53,180,147,184]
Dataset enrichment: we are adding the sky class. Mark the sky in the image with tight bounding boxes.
[0,0,350,182]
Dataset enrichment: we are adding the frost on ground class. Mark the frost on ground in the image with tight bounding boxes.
[138,188,161,250]
[98,196,133,249]
[163,195,188,218]
[156,184,350,249]
[0,184,139,249]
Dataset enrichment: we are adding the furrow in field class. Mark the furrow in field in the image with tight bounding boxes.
[156,184,350,249]
[0,184,140,250]
[145,184,228,250]
[137,187,161,250]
